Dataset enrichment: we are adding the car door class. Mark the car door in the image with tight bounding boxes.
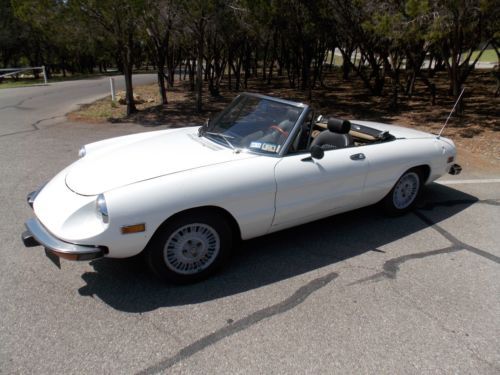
[272,147,369,230]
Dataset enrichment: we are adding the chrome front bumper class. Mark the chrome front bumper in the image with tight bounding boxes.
[22,218,107,265]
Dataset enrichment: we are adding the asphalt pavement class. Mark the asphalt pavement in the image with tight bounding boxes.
[0,78,499,374]
[0,74,156,137]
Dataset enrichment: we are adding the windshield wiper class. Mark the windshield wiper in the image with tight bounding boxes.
[203,131,236,150]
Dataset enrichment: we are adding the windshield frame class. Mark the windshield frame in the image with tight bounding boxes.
[202,92,310,157]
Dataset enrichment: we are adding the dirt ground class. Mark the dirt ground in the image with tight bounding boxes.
[68,69,500,172]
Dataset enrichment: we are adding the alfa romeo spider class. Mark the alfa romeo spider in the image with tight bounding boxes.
[22,93,461,283]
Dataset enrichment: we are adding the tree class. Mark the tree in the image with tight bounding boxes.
[331,0,388,96]
[179,0,219,112]
[0,0,26,68]
[72,0,144,116]
[141,0,180,105]
[364,0,434,109]
[11,0,115,76]
[428,0,497,112]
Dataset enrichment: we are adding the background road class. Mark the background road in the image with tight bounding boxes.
[0,79,499,374]
[0,74,156,137]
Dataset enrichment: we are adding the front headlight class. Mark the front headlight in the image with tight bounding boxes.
[96,194,109,223]
[78,146,86,158]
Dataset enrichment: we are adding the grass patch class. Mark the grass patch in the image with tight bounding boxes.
[68,84,172,124]
[470,49,497,63]
[70,100,115,122]
[0,78,47,88]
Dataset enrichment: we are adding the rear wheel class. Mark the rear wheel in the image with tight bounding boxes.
[145,210,233,283]
[382,169,423,216]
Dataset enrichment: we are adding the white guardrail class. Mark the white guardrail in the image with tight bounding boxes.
[0,66,48,84]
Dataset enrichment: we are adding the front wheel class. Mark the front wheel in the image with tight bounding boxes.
[381,169,423,216]
[145,211,233,284]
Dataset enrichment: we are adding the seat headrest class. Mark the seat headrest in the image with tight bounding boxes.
[327,118,351,134]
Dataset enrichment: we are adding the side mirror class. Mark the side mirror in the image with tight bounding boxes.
[310,145,324,159]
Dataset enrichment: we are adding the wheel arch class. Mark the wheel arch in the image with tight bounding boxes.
[411,164,431,183]
[145,205,242,252]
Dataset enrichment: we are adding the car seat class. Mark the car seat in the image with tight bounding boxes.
[310,118,353,150]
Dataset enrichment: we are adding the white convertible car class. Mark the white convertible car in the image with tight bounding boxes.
[22,93,461,283]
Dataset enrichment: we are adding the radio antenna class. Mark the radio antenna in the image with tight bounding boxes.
[438,87,465,138]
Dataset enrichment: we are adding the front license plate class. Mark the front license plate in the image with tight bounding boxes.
[44,248,61,269]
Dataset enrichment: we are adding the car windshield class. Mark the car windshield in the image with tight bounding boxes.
[201,95,303,155]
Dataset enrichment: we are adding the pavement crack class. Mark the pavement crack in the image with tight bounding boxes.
[414,211,500,264]
[350,246,461,285]
[0,97,31,111]
[0,89,53,111]
[0,115,64,138]
[350,203,499,286]
[136,271,338,375]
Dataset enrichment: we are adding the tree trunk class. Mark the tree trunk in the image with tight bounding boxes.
[189,58,195,91]
[243,44,251,89]
[494,43,500,96]
[301,42,312,92]
[390,69,399,111]
[227,55,232,90]
[445,21,464,115]
[123,62,137,116]
[262,36,270,81]
[231,58,242,91]
[157,67,167,105]
[122,36,137,116]
[340,49,352,79]
[267,59,274,85]
[196,31,204,112]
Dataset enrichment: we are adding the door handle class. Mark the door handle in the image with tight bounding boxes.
[350,153,366,160]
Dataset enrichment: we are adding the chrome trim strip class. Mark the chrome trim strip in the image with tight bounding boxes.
[24,218,106,256]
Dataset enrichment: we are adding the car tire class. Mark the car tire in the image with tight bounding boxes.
[145,210,233,284]
[381,168,423,216]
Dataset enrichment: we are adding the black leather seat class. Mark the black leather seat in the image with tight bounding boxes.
[310,118,353,150]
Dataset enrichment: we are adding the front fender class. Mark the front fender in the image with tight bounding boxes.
[103,156,279,257]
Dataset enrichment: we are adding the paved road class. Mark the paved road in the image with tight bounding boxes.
[0,74,156,137]
[0,82,499,374]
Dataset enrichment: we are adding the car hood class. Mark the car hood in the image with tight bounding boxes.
[65,127,257,196]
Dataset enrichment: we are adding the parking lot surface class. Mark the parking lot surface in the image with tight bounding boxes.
[0,82,499,374]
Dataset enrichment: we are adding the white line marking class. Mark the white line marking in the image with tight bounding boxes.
[436,178,500,185]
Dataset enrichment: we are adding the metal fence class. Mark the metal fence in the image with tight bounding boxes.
[0,66,47,84]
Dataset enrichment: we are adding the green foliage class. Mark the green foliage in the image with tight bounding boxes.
[2,0,497,106]
[405,0,429,18]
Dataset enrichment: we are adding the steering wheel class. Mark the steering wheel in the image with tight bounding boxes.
[269,125,289,137]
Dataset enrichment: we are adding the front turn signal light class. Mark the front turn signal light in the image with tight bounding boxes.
[121,223,146,234]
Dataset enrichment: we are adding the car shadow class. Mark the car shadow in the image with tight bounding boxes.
[78,183,478,312]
